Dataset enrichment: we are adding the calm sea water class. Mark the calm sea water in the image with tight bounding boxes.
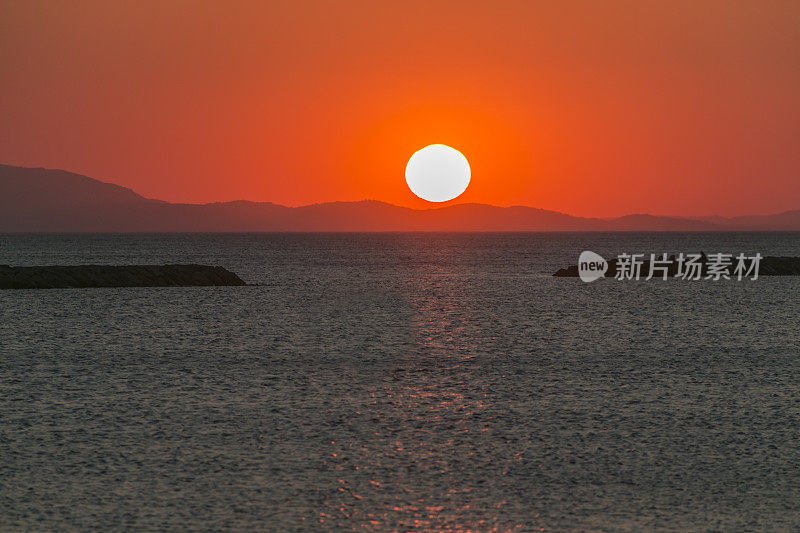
[1,233,799,531]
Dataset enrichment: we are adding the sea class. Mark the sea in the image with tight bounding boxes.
[1,232,799,531]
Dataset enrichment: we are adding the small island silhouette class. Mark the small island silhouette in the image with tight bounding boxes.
[553,253,800,277]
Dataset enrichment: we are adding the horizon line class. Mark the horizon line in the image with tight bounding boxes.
[2,163,797,221]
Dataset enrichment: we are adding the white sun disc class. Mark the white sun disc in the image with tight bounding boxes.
[405,144,471,202]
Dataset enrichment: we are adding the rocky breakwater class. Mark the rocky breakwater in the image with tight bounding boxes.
[553,254,800,278]
[0,264,247,289]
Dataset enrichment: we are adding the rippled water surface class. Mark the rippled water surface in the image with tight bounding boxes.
[1,233,799,531]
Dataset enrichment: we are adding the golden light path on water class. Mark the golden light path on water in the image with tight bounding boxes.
[317,245,532,531]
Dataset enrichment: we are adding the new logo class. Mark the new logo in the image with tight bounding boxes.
[578,251,608,282]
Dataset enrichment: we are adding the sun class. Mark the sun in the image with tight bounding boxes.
[405,144,471,202]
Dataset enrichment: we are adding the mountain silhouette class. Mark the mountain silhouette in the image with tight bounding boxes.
[1,164,798,232]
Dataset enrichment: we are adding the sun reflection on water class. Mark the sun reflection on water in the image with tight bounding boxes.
[320,255,530,531]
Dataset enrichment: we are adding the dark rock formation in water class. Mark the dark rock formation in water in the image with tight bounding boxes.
[553,255,800,277]
[0,264,246,289]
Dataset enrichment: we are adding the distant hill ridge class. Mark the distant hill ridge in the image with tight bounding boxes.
[1,164,798,232]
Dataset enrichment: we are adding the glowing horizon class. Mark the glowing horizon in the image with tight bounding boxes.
[1,2,799,218]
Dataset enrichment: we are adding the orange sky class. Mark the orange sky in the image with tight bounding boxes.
[1,1,799,217]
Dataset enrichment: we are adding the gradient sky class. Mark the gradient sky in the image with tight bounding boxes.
[1,1,799,217]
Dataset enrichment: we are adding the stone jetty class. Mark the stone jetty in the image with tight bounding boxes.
[0,264,246,289]
[553,255,800,278]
